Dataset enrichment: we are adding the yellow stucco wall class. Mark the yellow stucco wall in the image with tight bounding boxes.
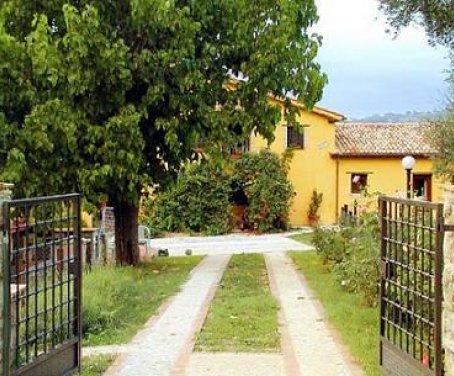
[337,158,442,212]
[250,101,338,226]
[250,101,441,227]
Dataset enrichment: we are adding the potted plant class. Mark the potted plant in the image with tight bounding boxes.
[307,189,323,226]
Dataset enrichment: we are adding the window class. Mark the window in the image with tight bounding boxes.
[351,174,368,194]
[286,126,305,149]
[413,174,432,201]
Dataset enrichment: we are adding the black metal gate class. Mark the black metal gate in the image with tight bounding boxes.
[379,196,444,376]
[2,194,82,376]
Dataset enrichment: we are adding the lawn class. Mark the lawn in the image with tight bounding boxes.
[195,254,279,352]
[289,231,313,246]
[81,355,115,376]
[289,252,379,376]
[83,256,203,346]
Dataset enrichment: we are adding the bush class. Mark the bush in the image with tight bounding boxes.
[312,211,380,306]
[146,160,232,235]
[143,150,295,235]
[312,226,349,265]
[233,150,294,232]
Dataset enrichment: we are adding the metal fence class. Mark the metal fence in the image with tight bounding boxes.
[378,196,444,376]
[2,194,81,376]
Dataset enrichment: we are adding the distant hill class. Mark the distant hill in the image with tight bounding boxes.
[349,110,445,123]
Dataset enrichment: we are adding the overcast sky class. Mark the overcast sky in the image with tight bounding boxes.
[314,0,450,119]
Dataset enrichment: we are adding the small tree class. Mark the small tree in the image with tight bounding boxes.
[307,189,323,225]
[432,81,454,182]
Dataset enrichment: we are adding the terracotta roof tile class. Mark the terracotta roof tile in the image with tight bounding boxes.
[334,122,438,157]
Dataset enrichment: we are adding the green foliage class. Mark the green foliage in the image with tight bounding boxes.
[378,0,454,47]
[307,189,323,217]
[145,160,231,235]
[82,256,202,345]
[145,150,294,235]
[0,0,326,202]
[233,150,295,232]
[195,254,279,352]
[0,0,327,263]
[312,226,350,264]
[312,212,380,306]
[82,355,115,376]
[432,84,454,182]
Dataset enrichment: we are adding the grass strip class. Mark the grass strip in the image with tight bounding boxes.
[289,232,313,246]
[83,256,203,346]
[81,355,115,376]
[195,253,279,352]
[289,251,379,376]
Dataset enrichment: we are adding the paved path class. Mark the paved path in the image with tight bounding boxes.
[88,236,364,375]
[265,252,360,376]
[103,254,230,376]
[185,353,285,376]
[146,232,312,256]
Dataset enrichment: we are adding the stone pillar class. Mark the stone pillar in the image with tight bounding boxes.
[0,183,13,375]
[443,185,454,375]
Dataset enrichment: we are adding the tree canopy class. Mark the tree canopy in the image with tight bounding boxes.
[0,0,327,264]
[378,0,454,47]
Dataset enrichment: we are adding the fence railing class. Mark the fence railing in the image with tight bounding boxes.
[2,194,82,376]
[340,204,361,226]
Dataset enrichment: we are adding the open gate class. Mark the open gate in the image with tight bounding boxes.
[2,194,82,376]
[379,196,444,376]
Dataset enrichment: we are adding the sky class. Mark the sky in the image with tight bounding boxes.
[314,0,450,119]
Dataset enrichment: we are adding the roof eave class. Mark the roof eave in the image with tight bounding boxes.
[330,152,437,159]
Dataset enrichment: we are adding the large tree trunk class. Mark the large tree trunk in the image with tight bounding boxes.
[114,201,139,266]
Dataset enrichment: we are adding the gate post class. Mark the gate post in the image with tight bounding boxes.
[443,185,454,375]
[0,183,13,376]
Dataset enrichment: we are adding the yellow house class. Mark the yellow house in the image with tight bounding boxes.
[250,101,440,227]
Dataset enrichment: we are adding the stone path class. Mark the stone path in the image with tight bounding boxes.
[185,353,285,376]
[146,232,312,256]
[265,252,361,376]
[102,254,230,376]
[86,235,364,375]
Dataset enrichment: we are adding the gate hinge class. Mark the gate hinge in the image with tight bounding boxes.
[443,224,454,232]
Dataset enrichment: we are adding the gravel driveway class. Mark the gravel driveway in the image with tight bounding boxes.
[146,231,313,256]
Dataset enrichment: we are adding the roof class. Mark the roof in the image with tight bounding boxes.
[292,101,345,123]
[269,95,346,123]
[227,80,346,123]
[333,122,438,157]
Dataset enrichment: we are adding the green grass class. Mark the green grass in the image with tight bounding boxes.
[289,232,313,246]
[83,256,203,346]
[81,355,115,376]
[195,254,279,352]
[289,252,379,376]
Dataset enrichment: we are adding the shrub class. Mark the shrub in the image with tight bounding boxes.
[313,211,380,306]
[143,150,294,235]
[312,226,349,265]
[145,160,232,235]
[233,150,294,232]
